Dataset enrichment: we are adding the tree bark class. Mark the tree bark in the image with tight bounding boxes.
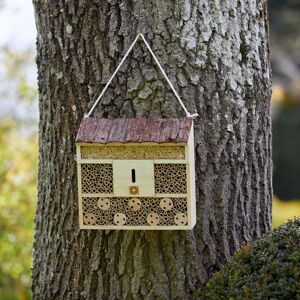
[32,0,272,299]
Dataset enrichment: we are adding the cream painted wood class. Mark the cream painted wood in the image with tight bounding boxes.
[76,133,196,230]
[76,144,84,228]
[188,123,196,227]
[153,159,187,164]
[78,159,187,164]
[80,225,195,230]
[154,193,187,198]
[82,193,114,198]
[78,159,113,164]
[113,160,155,197]
[81,193,187,198]
[185,161,192,227]
[77,142,187,147]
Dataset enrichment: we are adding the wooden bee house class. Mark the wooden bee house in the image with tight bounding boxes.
[76,117,196,230]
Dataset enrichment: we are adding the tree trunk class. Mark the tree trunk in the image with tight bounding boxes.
[32,0,272,299]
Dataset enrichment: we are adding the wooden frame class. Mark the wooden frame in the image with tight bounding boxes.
[76,118,196,230]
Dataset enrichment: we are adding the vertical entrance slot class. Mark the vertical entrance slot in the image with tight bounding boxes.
[131,169,136,183]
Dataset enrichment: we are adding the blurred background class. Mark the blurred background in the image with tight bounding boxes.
[0,0,299,299]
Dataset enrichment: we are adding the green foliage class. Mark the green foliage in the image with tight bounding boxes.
[0,120,37,300]
[2,48,37,105]
[194,218,300,300]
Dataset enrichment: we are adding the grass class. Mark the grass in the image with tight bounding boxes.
[273,197,300,227]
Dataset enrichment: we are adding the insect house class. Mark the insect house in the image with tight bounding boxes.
[76,117,196,229]
[75,34,197,230]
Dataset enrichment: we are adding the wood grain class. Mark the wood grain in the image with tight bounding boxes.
[76,117,192,143]
[93,119,113,143]
[124,119,148,142]
[107,118,130,142]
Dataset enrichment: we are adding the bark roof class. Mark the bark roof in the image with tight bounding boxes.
[75,117,192,144]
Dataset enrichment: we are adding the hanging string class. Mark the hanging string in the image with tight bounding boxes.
[86,33,198,119]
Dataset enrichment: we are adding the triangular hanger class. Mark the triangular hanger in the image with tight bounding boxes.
[86,33,198,119]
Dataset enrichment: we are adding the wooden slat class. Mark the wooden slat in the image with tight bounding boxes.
[159,118,180,143]
[176,118,192,142]
[93,119,113,143]
[138,119,155,142]
[76,117,192,143]
[75,118,89,142]
[146,119,163,143]
[124,119,147,142]
[76,117,99,143]
[107,118,129,142]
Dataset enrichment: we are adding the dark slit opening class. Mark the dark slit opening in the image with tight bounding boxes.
[131,169,136,183]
